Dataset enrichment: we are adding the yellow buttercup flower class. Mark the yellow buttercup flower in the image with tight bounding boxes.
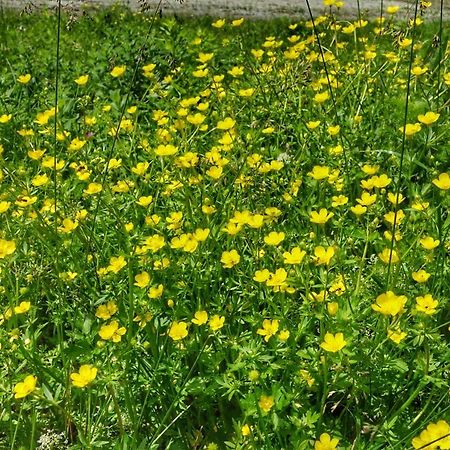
[387,329,407,344]
[310,208,334,224]
[134,271,150,288]
[258,395,274,413]
[417,111,439,125]
[263,231,285,246]
[107,256,127,274]
[419,236,440,250]
[168,321,188,340]
[0,114,12,124]
[74,74,89,85]
[95,301,118,320]
[14,301,31,315]
[283,247,306,265]
[399,123,421,136]
[0,239,16,259]
[99,320,126,342]
[416,294,438,315]
[13,375,37,399]
[313,246,335,265]
[192,310,208,325]
[432,172,450,190]
[378,248,399,264]
[257,319,279,342]
[217,117,235,130]
[320,332,347,352]
[314,433,339,450]
[209,315,225,331]
[412,269,430,283]
[17,74,31,84]
[70,365,98,388]
[221,250,240,268]
[110,65,126,77]
[371,291,407,316]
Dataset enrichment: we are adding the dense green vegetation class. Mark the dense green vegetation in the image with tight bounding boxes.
[0,4,449,449]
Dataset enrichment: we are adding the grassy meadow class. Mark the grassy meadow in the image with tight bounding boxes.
[0,2,449,449]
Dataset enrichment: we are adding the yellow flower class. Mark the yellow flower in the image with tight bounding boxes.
[378,248,400,264]
[331,195,348,207]
[14,301,31,315]
[13,375,37,399]
[327,302,339,315]
[111,65,126,77]
[432,172,450,190]
[310,208,334,224]
[257,319,279,342]
[283,247,306,265]
[212,18,226,28]
[32,173,49,187]
[263,231,285,246]
[399,123,421,136]
[68,137,86,152]
[84,182,102,195]
[74,74,89,86]
[155,144,178,156]
[387,329,407,344]
[253,269,271,282]
[0,201,10,214]
[192,310,208,325]
[308,165,330,180]
[0,239,16,259]
[412,269,430,283]
[221,250,240,268]
[95,301,118,320]
[350,205,367,216]
[356,192,377,206]
[327,125,340,136]
[70,365,98,388]
[107,255,127,274]
[258,395,274,413]
[136,196,153,207]
[15,195,37,208]
[419,236,440,250]
[147,284,163,299]
[134,271,150,288]
[371,174,392,188]
[187,113,206,126]
[314,433,339,450]
[168,321,188,340]
[0,114,12,123]
[416,294,438,315]
[417,111,439,125]
[99,320,126,342]
[313,246,335,265]
[217,117,235,130]
[266,268,288,288]
[58,218,78,233]
[228,66,244,77]
[412,420,450,449]
[371,291,407,316]
[307,120,321,130]
[241,424,251,436]
[232,17,244,26]
[387,5,400,13]
[17,74,31,84]
[209,315,225,331]
[320,332,347,352]
[314,92,329,103]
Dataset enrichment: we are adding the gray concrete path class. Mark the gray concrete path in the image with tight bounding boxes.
[2,0,449,19]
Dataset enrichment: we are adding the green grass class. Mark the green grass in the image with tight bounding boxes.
[0,4,449,449]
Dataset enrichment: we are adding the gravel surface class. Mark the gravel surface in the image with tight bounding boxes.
[2,0,449,19]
